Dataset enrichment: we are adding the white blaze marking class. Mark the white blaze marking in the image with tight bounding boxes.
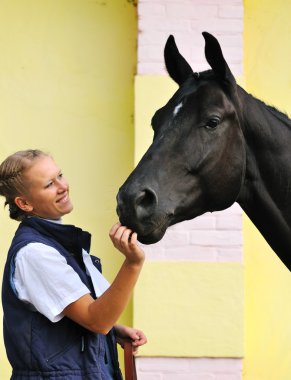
[173,102,183,117]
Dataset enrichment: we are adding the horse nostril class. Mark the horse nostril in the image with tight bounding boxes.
[117,187,158,224]
[135,188,157,214]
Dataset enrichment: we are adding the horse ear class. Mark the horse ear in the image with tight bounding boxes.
[202,32,235,83]
[164,35,193,86]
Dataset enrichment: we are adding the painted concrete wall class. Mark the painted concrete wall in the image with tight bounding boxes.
[0,1,137,378]
[243,1,291,379]
[134,0,244,379]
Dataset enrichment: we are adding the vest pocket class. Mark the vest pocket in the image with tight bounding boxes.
[31,314,101,371]
[45,335,80,364]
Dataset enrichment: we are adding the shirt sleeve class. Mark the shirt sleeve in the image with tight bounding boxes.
[13,242,90,323]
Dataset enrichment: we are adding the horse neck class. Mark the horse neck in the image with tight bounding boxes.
[237,86,291,270]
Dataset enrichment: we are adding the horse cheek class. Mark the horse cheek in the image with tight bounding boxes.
[205,128,245,211]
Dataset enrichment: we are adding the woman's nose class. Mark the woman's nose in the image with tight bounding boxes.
[56,178,68,191]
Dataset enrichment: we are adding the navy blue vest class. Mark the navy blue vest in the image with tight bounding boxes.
[2,217,123,380]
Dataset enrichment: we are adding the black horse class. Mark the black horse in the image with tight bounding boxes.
[117,32,291,271]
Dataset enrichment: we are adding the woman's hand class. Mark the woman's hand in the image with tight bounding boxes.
[115,324,147,355]
[109,223,145,265]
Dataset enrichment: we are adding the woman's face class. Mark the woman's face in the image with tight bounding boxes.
[18,155,73,220]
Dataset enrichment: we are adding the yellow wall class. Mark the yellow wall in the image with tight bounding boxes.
[0,1,137,378]
[134,262,243,357]
[244,1,291,379]
[134,76,177,162]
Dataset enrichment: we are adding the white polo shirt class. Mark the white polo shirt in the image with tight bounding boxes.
[13,242,110,323]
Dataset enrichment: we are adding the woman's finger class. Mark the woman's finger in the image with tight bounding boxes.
[109,223,121,239]
[111,225,127,243]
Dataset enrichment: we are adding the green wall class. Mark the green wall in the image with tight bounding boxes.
[0,1,137,378]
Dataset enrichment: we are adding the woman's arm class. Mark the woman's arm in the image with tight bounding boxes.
[64,223,145,334]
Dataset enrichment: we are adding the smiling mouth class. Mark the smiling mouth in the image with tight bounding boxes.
[57,194,69,204]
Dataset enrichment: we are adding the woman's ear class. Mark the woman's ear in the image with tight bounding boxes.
[14,196,33,212]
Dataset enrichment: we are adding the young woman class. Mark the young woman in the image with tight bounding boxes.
[0,149,147,380]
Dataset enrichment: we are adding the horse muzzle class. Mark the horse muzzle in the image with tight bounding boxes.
[116,186,171,244]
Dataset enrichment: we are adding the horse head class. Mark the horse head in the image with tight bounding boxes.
[117,32,246,244]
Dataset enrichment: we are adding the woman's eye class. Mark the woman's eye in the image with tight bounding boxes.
[205,117,220,130]
[45,182,53,189]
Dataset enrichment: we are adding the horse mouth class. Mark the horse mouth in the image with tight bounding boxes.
[136,215,173,244]
[137,207,206,244]
[137,224,168,244]
[118,212,172,244]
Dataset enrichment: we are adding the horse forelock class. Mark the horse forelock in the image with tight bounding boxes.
[168,72,232,123]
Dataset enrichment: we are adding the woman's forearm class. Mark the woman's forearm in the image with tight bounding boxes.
[87,258,144,333]
[64,257,144,334]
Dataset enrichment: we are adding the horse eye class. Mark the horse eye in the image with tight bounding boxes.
[205,117,220,130]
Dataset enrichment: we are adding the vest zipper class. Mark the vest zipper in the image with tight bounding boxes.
[81,335,85,352]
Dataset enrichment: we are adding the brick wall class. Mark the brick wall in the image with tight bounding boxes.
[136,357,242,380]
[138,0,243,77]
[142,204,242,263]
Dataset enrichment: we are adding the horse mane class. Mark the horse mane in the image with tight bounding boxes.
[265,104,291,127]
[249,91,291,128]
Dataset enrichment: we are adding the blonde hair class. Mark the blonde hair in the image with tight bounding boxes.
[0,149,48,221]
